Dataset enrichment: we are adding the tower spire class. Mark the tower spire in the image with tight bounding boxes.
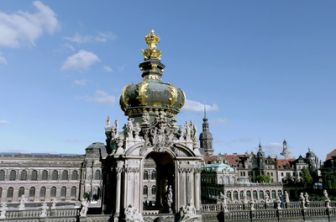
[199,111,213,155]
[204,105,207,119]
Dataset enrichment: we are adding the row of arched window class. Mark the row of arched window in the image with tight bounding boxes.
[0,186,77,200]
[0,169,101,181]
[0,169,80,181]
[143,170,156,180]
[143,185,156,195]
[225,189,282,200]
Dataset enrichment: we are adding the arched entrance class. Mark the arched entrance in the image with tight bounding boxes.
[143,152,175,213]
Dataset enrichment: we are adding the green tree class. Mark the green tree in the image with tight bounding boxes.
[256,175,272,183]
[302,167,313,185]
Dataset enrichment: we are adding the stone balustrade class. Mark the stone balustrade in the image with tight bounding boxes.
[201,201,336,222]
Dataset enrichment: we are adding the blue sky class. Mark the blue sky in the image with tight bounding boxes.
[0,1,335,161]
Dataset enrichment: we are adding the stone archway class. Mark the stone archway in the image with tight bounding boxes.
[143,152,175,213]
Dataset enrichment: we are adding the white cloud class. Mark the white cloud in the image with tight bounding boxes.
[0,120,9,126]
[65,32,116,44]
[73,79,88,86]
[0,55,7,65]
[85,90,115,104]
[62,50,100,71]
[183,99,219,112]
[103,65,113,72]
[0,1,59,48]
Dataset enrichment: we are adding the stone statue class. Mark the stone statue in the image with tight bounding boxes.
[276,195,281,210]
[124,205,144,222]
[40,201,49,217]
[299,192,306,208]
[220,193,229,212]
[51,198,57,209]
[125,118,134,139]
[142,112,150,125]
[134,122,141,140]
[178,203,197,221]
[111,120,118,139]
[19,195,27,210]
[264,193,270,203]
[285,191,290,203]
[0,202,8,219]
[250,200,255,211]
[166,185,173,213]
[304,192,310,207]
[106,115,111,127]
[324,190,331,208]
[80,198,89,217]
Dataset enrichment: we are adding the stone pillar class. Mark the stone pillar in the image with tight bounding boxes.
[114,162,123,221]
[179,169,186,206]
[194,169,201,211]
[189,169,194,205]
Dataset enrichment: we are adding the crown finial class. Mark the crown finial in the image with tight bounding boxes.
[143,30,162,60]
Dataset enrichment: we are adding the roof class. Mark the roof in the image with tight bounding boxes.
[326,149,336,161]
[276,159,295,169]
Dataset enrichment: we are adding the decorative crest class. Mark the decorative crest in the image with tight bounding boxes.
[143,29,162,60]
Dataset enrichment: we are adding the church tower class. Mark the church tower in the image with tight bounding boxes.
[104,30,203,222]
[280,139,290,159]
[199,108,214,155]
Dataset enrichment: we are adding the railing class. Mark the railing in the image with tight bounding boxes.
[201,201,336,221]
[0,207,80,221]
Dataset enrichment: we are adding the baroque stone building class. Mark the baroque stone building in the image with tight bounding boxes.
[0,144,104,208]
[103,30,203,221]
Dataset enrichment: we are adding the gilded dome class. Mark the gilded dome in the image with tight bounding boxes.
[120,30,185,117]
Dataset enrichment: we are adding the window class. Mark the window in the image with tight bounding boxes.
[70,186,77,197]
[151,170,156,180]
[226,191,231,200]
[233,191,238,200]
[40,187,46,198]
[246,191,251,200]
[42,170,48,180]
[61,186,66,198]
[266,190,271,199]
[50,186,57,197]
[7,187,14,199]
[72,170,79,180]
[272,190,276,199]
[29,187,35,198]
[143,186,148,195]
[9,170,16,181]
[144,171,149,180]
[20,170,27,180]
[94,170,101,180]
[18,187,25,197]
[259,190,264,199]
[151,185,156,195]
[31,170,38,181]
[0,187,2,198]
[61,170,68,180]
[240,191,244,200]
[253,190,258,200]
[0,170,5,181]
[52,170,58,180]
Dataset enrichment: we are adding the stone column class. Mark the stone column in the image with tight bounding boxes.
[114,162,123,221]
[179,168,186,207]
[188,169,194,206]
[194,168,201,211]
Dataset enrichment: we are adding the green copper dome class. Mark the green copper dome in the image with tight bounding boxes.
[120,30,185,117]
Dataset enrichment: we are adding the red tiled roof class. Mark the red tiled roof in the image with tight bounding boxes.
[276,159,295,169]
[326,149,336,161]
